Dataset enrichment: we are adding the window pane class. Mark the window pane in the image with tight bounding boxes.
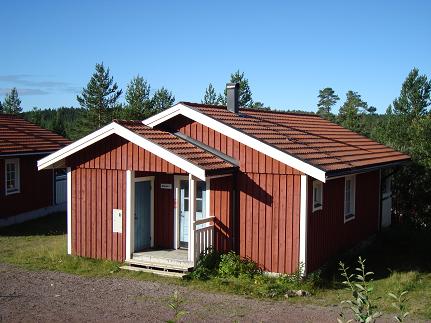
[196,200,203,212]
[183,197,189,212]
[180,181,189,198]
[196,181,205,199]
[6,161,18,192]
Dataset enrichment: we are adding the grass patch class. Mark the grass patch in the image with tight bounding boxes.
[0,213,430,320]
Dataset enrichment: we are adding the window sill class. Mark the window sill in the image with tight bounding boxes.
[5,190,20,196]
[344,214,355,223]
[312,205,323,212]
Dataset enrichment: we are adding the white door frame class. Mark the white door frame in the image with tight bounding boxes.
[127,173,154,260]
[174,175,189,250]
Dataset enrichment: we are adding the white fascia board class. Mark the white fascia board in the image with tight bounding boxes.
[37,121,206,181]
[38,123,117,170]
[144,103,326,182]
[142,103,183,126]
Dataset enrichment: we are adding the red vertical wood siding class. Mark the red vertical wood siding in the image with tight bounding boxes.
[68,134,186,174]
[0,155,53,219]
[236,172,301,273]
[71,167,126,261]
[210,176,233,252]
[69,134,184,261]
[161,116,302,273]
[306,170,380,273]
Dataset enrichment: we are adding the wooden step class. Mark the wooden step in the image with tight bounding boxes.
[129,256,194,271]
[120,265,186,278]
[125,258,194,272]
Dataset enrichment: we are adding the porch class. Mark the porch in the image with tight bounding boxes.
[124,172,217,274]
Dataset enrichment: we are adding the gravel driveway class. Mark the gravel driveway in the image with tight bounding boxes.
[0,263,341,322]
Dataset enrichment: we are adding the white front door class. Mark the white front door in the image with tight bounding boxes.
[179,180,189,247]
[179,179,207,248]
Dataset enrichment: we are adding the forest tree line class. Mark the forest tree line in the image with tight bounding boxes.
[1,64,430,227]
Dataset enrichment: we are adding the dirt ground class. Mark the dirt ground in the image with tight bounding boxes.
[0,263,345,322]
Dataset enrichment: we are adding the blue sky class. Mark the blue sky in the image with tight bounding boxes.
[1,1,430,113]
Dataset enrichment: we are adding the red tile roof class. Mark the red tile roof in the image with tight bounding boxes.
[0,114,70,156]
[181,102,410,174]
[116,120,237,172]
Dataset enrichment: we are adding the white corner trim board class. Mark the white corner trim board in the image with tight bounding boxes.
[143,103,327,182]
[67,167,72,255]
[299,175,308,275]
[125,170,133,261]
[37,122,207,181]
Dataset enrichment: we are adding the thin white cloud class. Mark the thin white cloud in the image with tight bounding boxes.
[0,74,78,95]
[0,88,49,96]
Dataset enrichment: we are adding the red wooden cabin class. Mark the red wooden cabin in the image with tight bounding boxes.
[0,114,70,227]
[38,84,409,274]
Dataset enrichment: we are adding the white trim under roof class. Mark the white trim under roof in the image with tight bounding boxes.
[144,103,327,182]
[37,122,207,181]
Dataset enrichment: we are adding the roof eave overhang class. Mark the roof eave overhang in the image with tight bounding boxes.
[143,103,328,182]
[37,122,211,181]
[0,151,57,158]
[325,159,411,180]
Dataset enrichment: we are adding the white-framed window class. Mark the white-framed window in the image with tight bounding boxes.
[344,175,356,222]
[312,180,323,212]
[5,158,20,195]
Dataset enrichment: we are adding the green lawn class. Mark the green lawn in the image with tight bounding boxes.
[0,213,430,320]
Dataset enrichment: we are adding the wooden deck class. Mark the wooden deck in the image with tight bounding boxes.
[122,249,193,276]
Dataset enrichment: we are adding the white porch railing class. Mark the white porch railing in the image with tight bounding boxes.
[193,216,215,262]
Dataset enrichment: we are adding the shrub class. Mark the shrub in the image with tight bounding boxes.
[218,251,261,279]
[189,247,220,280]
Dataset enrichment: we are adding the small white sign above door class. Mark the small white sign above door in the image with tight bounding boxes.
[112,209,122,233]
[160,183,172,189]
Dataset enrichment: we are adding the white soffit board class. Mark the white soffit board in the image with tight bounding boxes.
[37,122,206,180]
[144,103,326,182]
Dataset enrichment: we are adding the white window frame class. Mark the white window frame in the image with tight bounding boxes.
[312,180,323,212]
[5,158,20,196]
[344,175,356,223]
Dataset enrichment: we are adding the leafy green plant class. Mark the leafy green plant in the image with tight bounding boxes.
[388,291,410,322]
[338,257,382,323]
[188,247,220,280]
[166,290,188,323]
[218,251,261,279]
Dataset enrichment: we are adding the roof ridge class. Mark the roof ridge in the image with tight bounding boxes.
[181,101,321,117]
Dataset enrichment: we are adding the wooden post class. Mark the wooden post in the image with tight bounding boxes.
[188,173,196,264]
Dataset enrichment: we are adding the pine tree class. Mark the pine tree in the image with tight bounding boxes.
[226,70,253,108]
[374,68,431,227]
[202,83,218,105]
[392,68,431,118]
[125,75,152,119]
[3,88,22,114]
[76,63,122,133]
[152,87,175,112]
[338,91,369,132]
[0,100,3,113]
[317,87,339,119]
[216,93,226,105]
